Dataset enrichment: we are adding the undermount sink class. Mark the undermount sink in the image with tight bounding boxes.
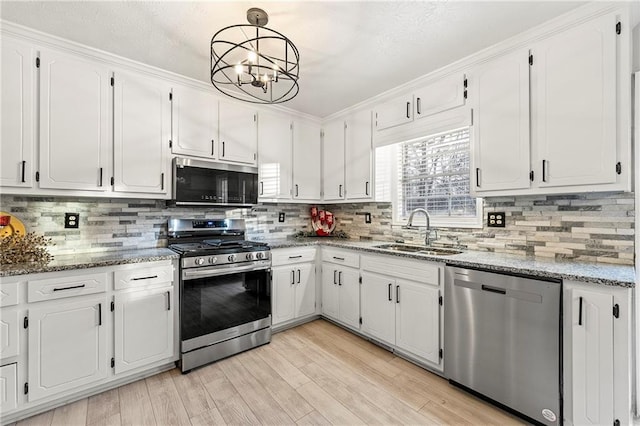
[374,244,463,256]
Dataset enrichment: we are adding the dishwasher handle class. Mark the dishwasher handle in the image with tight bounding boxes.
[481,284,506,295]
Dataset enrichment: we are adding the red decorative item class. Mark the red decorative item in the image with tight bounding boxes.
[310,207,336,236]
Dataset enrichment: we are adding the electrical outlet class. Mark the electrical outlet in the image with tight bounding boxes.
[364,213,372,224]
[278,212,285,223]
[487,212,505,228]
[65,213,79,229]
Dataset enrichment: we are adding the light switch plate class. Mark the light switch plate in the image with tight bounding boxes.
[364,213,372,223]
[65,213,79,229]
[487,212,505,228]
[278,212,285,223]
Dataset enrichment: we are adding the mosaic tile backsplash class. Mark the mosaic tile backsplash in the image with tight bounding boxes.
[0,192,634,265]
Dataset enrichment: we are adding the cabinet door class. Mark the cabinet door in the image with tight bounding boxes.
[360,272,395,345]
[395,280,440,364]
[114,287,173,374]
[219,101,257,164]
[532,13,617,188]
[272,267,296,325]
[1,36,34,188]
[39,48,111,191]
[292,119,321,200]
[0,363,17,413]
[374,94,413,131]
[172,85,218,159]
[471,49,531,193]
[257,111,292,200]
[414,73,466,119]
[28,295,108,401]
[294,263,316,318]
[321,264,339,320]
[113,71,170,195]
[338,267,360,329]
[345,110,373,199]
[322,118,345,201]
[0,308,19,360]
[569,288,614,425]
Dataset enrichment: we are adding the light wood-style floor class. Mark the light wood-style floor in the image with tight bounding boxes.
[13,320,523,425]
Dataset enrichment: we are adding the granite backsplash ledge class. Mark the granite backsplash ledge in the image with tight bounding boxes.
[0,191,634,265]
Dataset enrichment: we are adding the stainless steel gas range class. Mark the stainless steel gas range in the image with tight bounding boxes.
[168,218,271,373]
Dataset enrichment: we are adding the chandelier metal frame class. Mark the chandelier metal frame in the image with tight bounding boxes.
[210,8,300,104]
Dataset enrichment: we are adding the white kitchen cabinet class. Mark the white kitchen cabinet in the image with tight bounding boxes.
[28,295,108,401]
[322,118,346,201]
[0,36,34,188]
[320,263,339,321]
[321,264,360,329]
[532,13,617,188]
[0,363,17,412]
[38,48,111,191]
[0,309,20,360]
[271,248,317,326]
[292,119,322,201]
[257,111,292,200]
[113,70,171,195]
[471,49,531,193]
[171,85,218,159]
[114,286,173,374]
[345,109,373,200]
[219,101,257,165]
[413,72,466,120]
[360,272,395,344]
[374,93,413,131]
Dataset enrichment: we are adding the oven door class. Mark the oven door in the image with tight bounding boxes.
[180,263,271,353]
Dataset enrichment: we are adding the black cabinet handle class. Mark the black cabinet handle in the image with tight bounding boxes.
[53,284,86,292]
[211,140,215,156]
[417,98,421,115]
[288,255,302,259]
[99,168,103,187]
[98,303,102,326]
[295,184,299,197]
[578,296,583,326]
[339,184,343,198]
[365,181,369,196]
[334,270,337,285]
[332,256,345,261]
[260,181,264,195]
[291,270,295,285]
[476,168,480,187]
[166,291,171,311]
[161,173,164,190]
[406,101,410,119]
[21,161,26,183]
[388,283,392,301]
[396,285,400,303]
[297,269,301,284]
[542,160,547,182]
[481,285,506,295]
[338,271,342,286]
[131,275,158,281]
[222,141,225,157]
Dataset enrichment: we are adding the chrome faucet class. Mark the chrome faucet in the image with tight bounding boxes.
[404,208,434,246]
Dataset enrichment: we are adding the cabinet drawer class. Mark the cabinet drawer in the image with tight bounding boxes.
[0,309,20,360]
[28,272,107,303]
[0,281,19,307]
[271,247,316,267]
[0,363,17,412]
[322,248,359,268]
[361,254,441,287]
[114,263,174,290]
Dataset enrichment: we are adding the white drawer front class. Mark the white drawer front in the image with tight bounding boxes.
[271,247,316,267]
[0,282,19,307]
[114,263,173,290]
[321,248,359,268]
[0,309,19,360]
[0,363,17,412]
[28,272,107,303]
[361,254,441,287]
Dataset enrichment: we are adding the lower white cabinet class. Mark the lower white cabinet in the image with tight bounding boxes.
[272,263,316,325]
[28,295,108,401]
[0,363,18,412]
[321,264,360,329]
[114,286,173,374]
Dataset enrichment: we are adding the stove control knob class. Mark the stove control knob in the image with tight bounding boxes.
[245,253,254,261]
[228,254,236,262]
[208,257,217,264]
[256,252,264,259]
[195,257,205,266]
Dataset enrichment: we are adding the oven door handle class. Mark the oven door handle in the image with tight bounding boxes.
[182,262,271,280]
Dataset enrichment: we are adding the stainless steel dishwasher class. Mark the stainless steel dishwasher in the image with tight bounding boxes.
[444,266,561,425]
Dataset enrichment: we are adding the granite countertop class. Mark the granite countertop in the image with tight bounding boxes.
[0,248,179,277]
[266,238,635,288]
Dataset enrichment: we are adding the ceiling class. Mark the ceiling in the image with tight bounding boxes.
[1,1,584,118]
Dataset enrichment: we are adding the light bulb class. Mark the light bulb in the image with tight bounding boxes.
[262,74,269,83]
[234,63,243,75]
[247,51,257,63]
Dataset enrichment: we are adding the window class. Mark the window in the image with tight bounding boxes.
[375,127,482,228]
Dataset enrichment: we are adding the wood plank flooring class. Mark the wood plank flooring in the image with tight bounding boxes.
[14,320,523,425]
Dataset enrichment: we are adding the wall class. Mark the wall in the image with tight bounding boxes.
[1,192,634,265]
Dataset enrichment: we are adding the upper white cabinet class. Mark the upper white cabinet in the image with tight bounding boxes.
[344,109,373,200]
[0,36,34,188]
[292,118,322,201]
[171,84,218,159]
[413,72,466,120]
[113,70,170,195]
[257,111,292,200]
[471,49,531,192]
[321,118,346,201]
[219,101,257,165]
[472,11,629,196]
[38,48,111,191]
[374,93,413,131]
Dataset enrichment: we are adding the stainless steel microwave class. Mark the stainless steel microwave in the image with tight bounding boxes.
[172,157,259,206]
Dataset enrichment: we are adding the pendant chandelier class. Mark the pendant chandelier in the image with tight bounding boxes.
[210,8,300,104]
